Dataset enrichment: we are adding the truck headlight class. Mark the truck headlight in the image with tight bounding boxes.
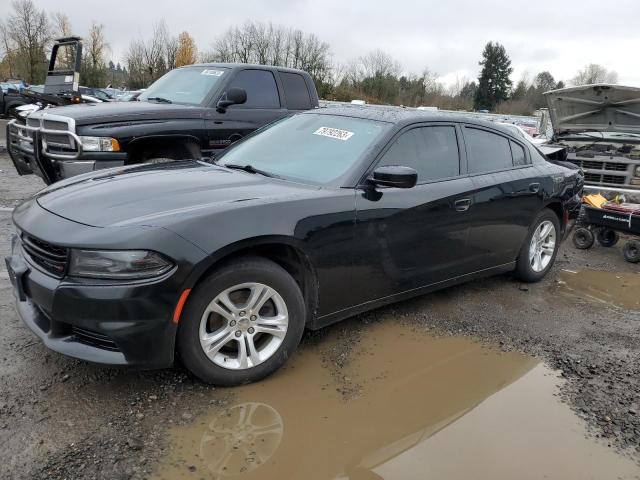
[79,136,120,152]
[635,165,640,177]
[69,250,173,279]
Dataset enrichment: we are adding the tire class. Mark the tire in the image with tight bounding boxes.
[177,257,306,386]
[572,227,595,250]
[596,228,619,247]
[515,209,561,283]
[623,240,640,263]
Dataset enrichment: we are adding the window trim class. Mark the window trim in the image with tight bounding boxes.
[509,138,530,167]
[223,68,282,110]
[362,122,465,187]
[461,124,532,177]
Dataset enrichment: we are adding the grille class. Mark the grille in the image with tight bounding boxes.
[569,158,630,173]
[21,234,68,277]
[605,162,628,172]
[583,173,626,185]
[26,118,39,128]
[42,119,75,151]
[72,326,120,351]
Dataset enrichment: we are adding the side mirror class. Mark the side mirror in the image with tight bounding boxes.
[216,87,247,113]
[371,165,418,189]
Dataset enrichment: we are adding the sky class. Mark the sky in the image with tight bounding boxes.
[20,0,640,87]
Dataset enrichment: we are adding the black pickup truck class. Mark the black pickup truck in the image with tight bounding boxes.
[7,63,319,184]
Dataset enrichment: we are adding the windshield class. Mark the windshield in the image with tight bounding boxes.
[218,113,390,185]
[138,66,228,105]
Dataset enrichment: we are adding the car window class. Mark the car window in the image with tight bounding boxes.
[218,113,390,185]
[280,72,312,110]
[465,127,513,174]
[377,126,460,182]
[510,140,527,166]
[228,69,280,109]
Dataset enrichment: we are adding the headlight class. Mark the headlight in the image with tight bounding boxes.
[69,250,173,279]
[79,136,120,152]
[635,165,640,177]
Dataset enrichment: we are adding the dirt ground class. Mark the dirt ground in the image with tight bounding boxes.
[0,149,639,479]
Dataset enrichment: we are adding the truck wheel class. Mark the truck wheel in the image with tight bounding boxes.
[177,257,306,386]
[572,227,594,250]
[623,240,640,263]
[596,228,619,247]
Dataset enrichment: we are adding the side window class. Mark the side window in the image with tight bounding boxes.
[280,72,312,110]
[464,127,513,174]
[510,140,528,166]
[377,126,460,183]
[227,70,280,109]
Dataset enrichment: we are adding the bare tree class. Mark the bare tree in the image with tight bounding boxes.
[81,22,108,86]
[5,0,51,83]
[571,64,618,86]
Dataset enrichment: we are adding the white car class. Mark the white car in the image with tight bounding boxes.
[497,122,547,146]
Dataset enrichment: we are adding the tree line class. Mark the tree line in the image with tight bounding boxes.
[0,0,621,115]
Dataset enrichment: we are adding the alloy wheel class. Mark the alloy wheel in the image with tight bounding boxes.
[529,220,557,273]
[199,282,289,370]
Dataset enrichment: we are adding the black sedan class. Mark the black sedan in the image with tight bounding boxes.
[5,107,583,385]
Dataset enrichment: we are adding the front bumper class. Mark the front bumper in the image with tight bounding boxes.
[6,235,179,368]
[7,119,126,183]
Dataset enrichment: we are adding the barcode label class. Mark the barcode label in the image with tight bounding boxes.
[313,127,354,141]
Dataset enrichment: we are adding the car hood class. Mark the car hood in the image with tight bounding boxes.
[35,161,317,228]
[27,101,205,126]
[544,84,640,136]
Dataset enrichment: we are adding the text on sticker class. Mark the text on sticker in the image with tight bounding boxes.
[201,69,225,76]
[313,127,355,141]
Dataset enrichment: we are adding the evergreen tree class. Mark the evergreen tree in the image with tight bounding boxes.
[555,80,565,90]
[474,42,513,111]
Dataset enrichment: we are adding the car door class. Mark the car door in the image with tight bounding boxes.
[353,123,476,305]
[463,125,544,271]
[205,69,288,153]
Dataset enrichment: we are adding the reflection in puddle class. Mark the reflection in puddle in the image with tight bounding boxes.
[557,269,640,310]
[153,323,639,480]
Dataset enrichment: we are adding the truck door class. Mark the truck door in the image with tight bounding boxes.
[205,69,288,155]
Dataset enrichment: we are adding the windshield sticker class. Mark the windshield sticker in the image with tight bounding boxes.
[313,127,355,141]
[201,69,225,76]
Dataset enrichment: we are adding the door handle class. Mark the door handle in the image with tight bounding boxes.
[454,199,471,212]
[529,183,540,193]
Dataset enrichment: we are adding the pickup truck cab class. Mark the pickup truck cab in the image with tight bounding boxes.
[7,63,319,184]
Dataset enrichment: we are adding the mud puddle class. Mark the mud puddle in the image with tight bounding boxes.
[557,269,640,310]
[152,323,640,480]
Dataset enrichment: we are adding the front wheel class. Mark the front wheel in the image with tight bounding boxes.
[514,209,560,283]
[177,257,305,386]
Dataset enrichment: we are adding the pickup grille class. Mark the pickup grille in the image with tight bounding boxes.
[568,158,629,172]
[21,234,68,277]
[583,173,626,185]
[42,119,76,152]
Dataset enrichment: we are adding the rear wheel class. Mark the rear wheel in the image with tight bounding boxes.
[596,228,619,247]
[177,257,305,385]
[623,240,640,263]
[515,209,560,283]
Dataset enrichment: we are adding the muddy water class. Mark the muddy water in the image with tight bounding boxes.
[557,269,640,310]
[152,323,639,480]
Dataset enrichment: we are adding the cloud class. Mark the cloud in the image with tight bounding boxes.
[32,0,640,86]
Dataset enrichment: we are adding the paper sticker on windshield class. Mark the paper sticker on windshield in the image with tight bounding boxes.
[313,127,354,141]
[201,69,225,76]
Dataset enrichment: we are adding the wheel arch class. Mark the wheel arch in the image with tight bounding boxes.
[127,134,202,163]
[185,236,319,327]
[542,200,566,235]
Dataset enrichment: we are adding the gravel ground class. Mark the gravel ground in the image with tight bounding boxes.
[0,153,639,479]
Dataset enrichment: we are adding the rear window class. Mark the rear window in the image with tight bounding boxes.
[280,72,312,110]
[510,141,528,166]
[465,127,513,174]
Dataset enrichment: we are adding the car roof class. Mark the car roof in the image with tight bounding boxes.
[179,63,312,76]
[306,105,519,135]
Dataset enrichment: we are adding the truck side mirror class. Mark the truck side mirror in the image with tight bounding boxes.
[216,87,247,113]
